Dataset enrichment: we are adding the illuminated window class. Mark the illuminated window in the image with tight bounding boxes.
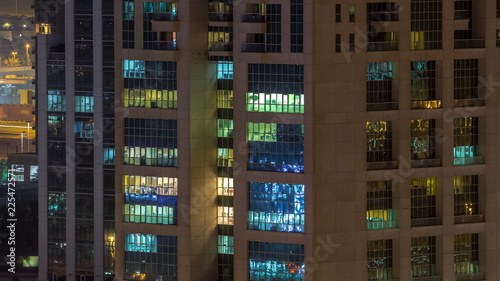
[411,119,436,160]
[218,235,234,254]
[48,90,66,112]
[124,118,178,167]
[454,233,480,276]
[218,119,233,137]
[248,182,305,233]
[454,175,479,216]
[247,64,304,113]
[217,177,234,196]
[367,181,397,230]
[123,89,177,109]
[410,0,442,50]
[411,61,440,108]
[218,148,233,167]
[209,27,232,51]
[247,123,304,173]
[366,121,392,162]
[123,60,177,91]
[74,120,94,139]
[124,233,177,280]
[48,116,65,138]
[411,236,437,278]
[367,239,393,281]
[249,241,305,280]
[123,175,177,225]
[143,3,177,50]
[366,62,394,108]
[75,94,94,112]
[217,90,233,108]
[209,1,233,22]
[48,192,66,217]
[454,117,482,165]
[410,178,438,224]
[454,59,481,104]
[143,2,177,20]
[218,206,234,225]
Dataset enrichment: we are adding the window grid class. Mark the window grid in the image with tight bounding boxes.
[454,233,480,275]
[247,123,305,173]
[123,89,177,109]
[290,0,303,52]
[411,61,439,108]
[123,60,177,90]
[247,64,304,113]
[411,119,436,160]
[366,121,392,162]
[125,233,177,279]
[218,206,234,225]
[248,182,305,233]
[411,178,437,220]
[366,181,396,230]
[453,117,480,165]
[124,118,178,167]
[143,2,177,50]
[410,0,442,50]
[249,241,305,280]
[48,90,66,112]
[411,236,437,278]
[265,4,281,53]
[454,59,479,100]
[367,239,393,281]
[454,175,479,216]
[367,3,398,22]
[335,34,341,52]
[366,62,393,104]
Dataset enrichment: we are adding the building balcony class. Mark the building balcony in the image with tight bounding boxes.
[454,38,484,49]
[411,217,441,227]
[367,102,398,111]
[367,161,398,170]
[454,156,484,166]
[455,272,484,281]
[209,42,233,51]
[209,12,233,22]
[454,98,484,107]
[367,41,398,52]
[367,220,398,230]
[148,12,178,21]
[412,276,441,281]
[455,214,484,224]
[241,13,266,22]
[411,158,441,168]
[411,100,441,109]
[241,43,265,52]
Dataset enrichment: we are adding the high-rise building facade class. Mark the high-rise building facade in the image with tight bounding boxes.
[38,0,500,280]
[35,0,116,280]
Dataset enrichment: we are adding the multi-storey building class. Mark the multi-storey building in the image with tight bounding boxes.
[38,0,500,280]
[35,0,116,280]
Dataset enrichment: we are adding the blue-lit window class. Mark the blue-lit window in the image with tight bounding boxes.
[247,123,304,173]
[217,61,233,79]
[48,192,66,217]
[123,60,145,78]
[454,117,482,165]
[367,62,393,104]
[123,60,177,90]
[123,175,178,225]
[248,182,305,233]
[75,95,94,113]
[104,146,115,165]
[218,235,234,254]
[48,90,66,112]
[124,118,178,167]
[74,120,94,139]
[249,241,305,281]
[125,233,177,280]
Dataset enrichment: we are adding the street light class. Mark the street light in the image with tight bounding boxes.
[26,121,31,152]
[21,131,25,153]
[25,44,30,66]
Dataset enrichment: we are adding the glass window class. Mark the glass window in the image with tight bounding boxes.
[218,235,234,254]
[366,181,396,230]
[75,94,94,112]
[290,0,303,52]
[124,233,177,280]
[454,117,482,165]
[410,178,437,221]
[410,0,442,50]
[411,61,440,108]
[247,123,304,173]
[367,239,393,281]
[247,64,304,113]
[454,233,480,276]
[366,62,393,105]
[454,175,479,216]
[366,121,392,162]
[454,59,480,103]
[411,119,436,160]
[411,236,437,278]
[249,241,305,280]
[248,182,305,233]
[48,90,66,112]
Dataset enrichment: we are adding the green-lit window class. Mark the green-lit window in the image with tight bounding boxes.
[218,119,233,137]
[218,235,234,254]
[247,64,304,113]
